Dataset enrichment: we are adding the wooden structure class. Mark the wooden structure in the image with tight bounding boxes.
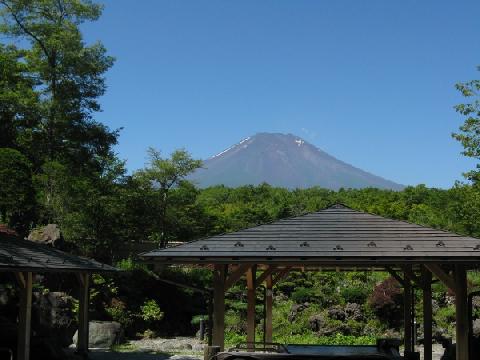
[0,230,117,360]
[142,204,480,360]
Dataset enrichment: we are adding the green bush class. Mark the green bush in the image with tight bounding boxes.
[436,305,456,332]
[140,299,164,322]
[272,333,376,345]
[106,302,134,328]
[191,314,207,325]
[291,287,318,303]
[341,286,369,305]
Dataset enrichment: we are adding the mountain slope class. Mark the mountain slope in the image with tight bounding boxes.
[190,133,403,190]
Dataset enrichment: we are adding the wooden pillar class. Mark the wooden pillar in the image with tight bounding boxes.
[265,274,273,344]
[455,265,468,360]
[404,279,413,353]
[17,272,33,360]
[77,273,90,354]
[212,265,226,351]
[422,267,432,360]
[207,295,213,346]
[246,265,257,350]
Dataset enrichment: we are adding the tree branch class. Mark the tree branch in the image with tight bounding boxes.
[0,0,51,60]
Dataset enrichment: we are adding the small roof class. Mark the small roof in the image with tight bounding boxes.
[0,232,117,273]
[141,204,480,267]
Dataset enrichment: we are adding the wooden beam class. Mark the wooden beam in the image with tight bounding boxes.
[212,265,226,351]
[77,273,90,354]
[404,279,413,353]
[256,266,278,285]
[265,274,273,344]
[402,266,424,289]
[225,264,252,290]
[385,266,406,286]
[455,265,469,360]
[246,265,257,350]
[421,267,432,360]
[15,272,26,288]
[425,264,455,292]
[17,272,32,360]
[271,267,292,286]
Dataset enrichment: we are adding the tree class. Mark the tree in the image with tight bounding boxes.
[134,148,202,248]
[0,0,118,175]
[0,44,39,153]
[453,66,480,182]
[0,148,35,234]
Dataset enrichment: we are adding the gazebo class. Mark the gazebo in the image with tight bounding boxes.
[0,229,117,360]
[142,204,480,360]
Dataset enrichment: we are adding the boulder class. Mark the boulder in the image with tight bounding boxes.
[473,319,480,338]
[327,305,346,320]
[308,314,326,332]
[34,292,76,348]
[288,303,309,322]
[28,224,64,248]
[73,321,124,349]
[345,303,363,321]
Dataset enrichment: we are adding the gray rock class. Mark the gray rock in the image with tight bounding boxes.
[35,291,76,348]
[288,303,309,322]
[345,303,363,321]
[308,314,325,332]
[28,224,64,248]
[327,305,346,320]
[73,321,124,349]
[473,319,480,338]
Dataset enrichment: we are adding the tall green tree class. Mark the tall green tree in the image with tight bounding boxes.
[0,148,35,234]
[0,0,118,175]
[453,66,480,182]
[0,0,126,259]
[134,148,202,248]
[0,44,40,158]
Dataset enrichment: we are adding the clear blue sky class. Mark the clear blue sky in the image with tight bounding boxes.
[82,0,479,188]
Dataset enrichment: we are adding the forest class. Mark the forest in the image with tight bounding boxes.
[1,0,480,348]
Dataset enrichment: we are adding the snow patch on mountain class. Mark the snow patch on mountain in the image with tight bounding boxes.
[211,136,251,158]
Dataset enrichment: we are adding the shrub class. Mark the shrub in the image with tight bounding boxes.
[368,277,403,328]
[272,333,376,345]
[105,297,137,330]
[191,314,207,325]
[291,287,317,303]
[140,299,164,322]
[341,286,369,305]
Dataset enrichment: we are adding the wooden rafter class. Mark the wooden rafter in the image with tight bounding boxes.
[224,264,251,290]
[256,265,278,284]
[385,266,406,286]
[271,266,292,285]
[425,264,455,293]
[15,272,26,288]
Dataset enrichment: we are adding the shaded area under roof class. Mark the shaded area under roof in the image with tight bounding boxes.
[0,232,117,273]
[141,204,480,266]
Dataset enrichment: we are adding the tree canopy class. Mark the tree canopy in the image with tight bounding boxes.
[453,66,480,182]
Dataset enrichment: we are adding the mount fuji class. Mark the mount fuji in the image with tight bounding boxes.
[189,133,403,190]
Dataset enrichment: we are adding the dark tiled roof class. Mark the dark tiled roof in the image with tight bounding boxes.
[141,205,480,265]
[0,232,117,272]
